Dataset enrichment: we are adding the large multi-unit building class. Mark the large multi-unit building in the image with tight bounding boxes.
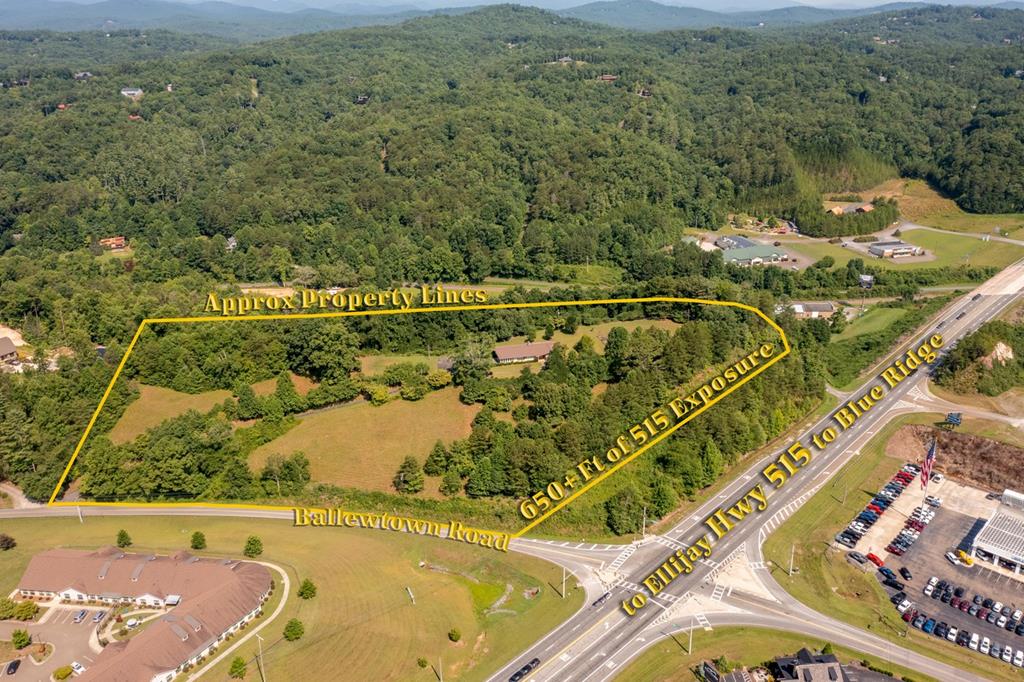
[868,240,923,258]
[17,547,272,682]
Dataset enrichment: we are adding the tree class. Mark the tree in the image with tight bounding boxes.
[700,438,724,486]
[11,628,30,649]
[13,600,38,621]
[440,469,462,497]
[0,533,15,550]
[298,578,317,599]
[190,531,206,550]
[829,308,847,334]
[116,529,132,548]
[244,535,263,558]
[417,657,428,669]
[426,369,452,389]
[423,441,448,476]
[283,618,305,641]
[822,643,835,655]
[393,456,424,494]
[229,656,247,679]
[447,628,461,642]
[605,486,644,535]
[53,666,74,680]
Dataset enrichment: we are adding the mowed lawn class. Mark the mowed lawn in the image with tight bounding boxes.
[763,412,1024,681]
[867,178,1024,237]
[783,229,1024,271]
[0,516,583,682]
[833,307,907,342]
[360,353,442,375]
[616,627,934,682]
[249,387,479,493]
[108,384,231,445]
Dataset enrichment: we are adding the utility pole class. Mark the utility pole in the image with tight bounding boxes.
[256,634,266,682]
[561,566,566,599]
[789,543,796,576]
[438,656,443,682]
[641,506,647,541]
[77,506,83,524]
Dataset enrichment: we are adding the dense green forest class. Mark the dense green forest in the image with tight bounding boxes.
[934,319,1024,396]
[0,4,1022,517]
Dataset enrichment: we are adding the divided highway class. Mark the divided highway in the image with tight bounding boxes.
[490,261,1024,682]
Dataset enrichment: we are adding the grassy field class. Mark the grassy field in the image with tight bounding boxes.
[616,626,934,682]
[834,307,908,342]
[783,230,1024,271]
[0,516,582,682]
[360,354,442,375]
[857,178,1024,238]
[763,412,1024,681]
[249,387,479,493]
[108,384,231,444]
[929,384,1024,419]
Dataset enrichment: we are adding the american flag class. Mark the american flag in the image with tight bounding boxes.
[921,438,937,489]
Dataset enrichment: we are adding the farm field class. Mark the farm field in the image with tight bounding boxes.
[856,178,1024,238]
[249,386,480,493]
[833,307,907,342]
[762,412,1024,681]
[360,353,443,375]
[108,384,231,445]
[0,516,581,682]
[616,626,934,682]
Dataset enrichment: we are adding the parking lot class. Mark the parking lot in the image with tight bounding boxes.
[870,506,1024,669]
[0,605,103,681]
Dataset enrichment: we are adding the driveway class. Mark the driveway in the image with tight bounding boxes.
[0,607,104,681]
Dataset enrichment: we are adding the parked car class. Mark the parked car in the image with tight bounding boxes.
[947,626,959,642]
[1014,649,1024,667]
[945,551,960,565]
[923,618,937,634]
[879,567,896,579]
[923,584,935,597]
[1004,646,1014,663]
[981,636,992,654]
[836,535,856,548]
[956,630,971,646]
[899,567,913,581]
[4,660,20,675]
[71,662,86,675]
[867,553,884,567]
[72,610,87,624]
[848,552,867,564]
[970,633,980,650]
[92,610,105,624]
[913,614,927,629]
[925,495,942,507]
[897,600,912,613]
[903,609,917,623]
[992,644,1003,659]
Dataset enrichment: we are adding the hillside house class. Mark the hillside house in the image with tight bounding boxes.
[786,301,836,320]
[826,202,875,216]
[120,87,143,99]
[17,548,272,682]
[0,337,17,364]
[556,56,574,64]
[74,71,93,81]
[637,87,652,98]
[714,235,757,250]
[859,274,875,289]
[722,245,788,267]
[354,95,370,105]
[99,236,127,250]
[597,74,618,82]
[493,341,555,365]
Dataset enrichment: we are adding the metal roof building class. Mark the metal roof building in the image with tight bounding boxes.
[971,490,1024,573]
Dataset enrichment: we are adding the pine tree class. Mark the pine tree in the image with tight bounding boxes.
[423,441,448,476]
[190,531,206,550]
[229,657,247,679]
[393,456,424,494]
[466,457,495,498]
[274,372,305,414]
[700,438,724,486]
[440,469,462,497]
[298,578,317,599]
[234,382,261,420]
[116,529,132,548]
[283,618,305,641]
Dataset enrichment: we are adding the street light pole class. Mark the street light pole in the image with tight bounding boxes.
[688,615,694,654]
[562,566,566,599]
[789,543,796,576]
[256,633,267,682]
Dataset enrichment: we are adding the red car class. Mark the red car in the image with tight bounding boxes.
[867,553,884,567]
[903,608,918,622]
[896,471,914,481]
[868,505,883,514]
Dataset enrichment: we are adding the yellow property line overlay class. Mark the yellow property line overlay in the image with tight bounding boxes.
[47,296,791,539]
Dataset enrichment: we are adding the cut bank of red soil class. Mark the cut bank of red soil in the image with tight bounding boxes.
[885,424,1024,492]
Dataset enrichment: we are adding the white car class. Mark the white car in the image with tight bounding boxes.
[927,576,938,587]
[981,637,991,654]
[1004,646,1014,663]
[1015,609,1023,622]
[999,615,1009,628]
[946,551,960,565]
[897,600,912,613]
[947,626,958,642]
[932,473,944,483]
[71,662,86,675]
[1014,649,1024,668]
[970,633,980,650]
[924,584,935,597]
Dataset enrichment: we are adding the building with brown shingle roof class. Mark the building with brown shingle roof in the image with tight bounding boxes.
[17,547,272,682]
[493,340,555,365]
